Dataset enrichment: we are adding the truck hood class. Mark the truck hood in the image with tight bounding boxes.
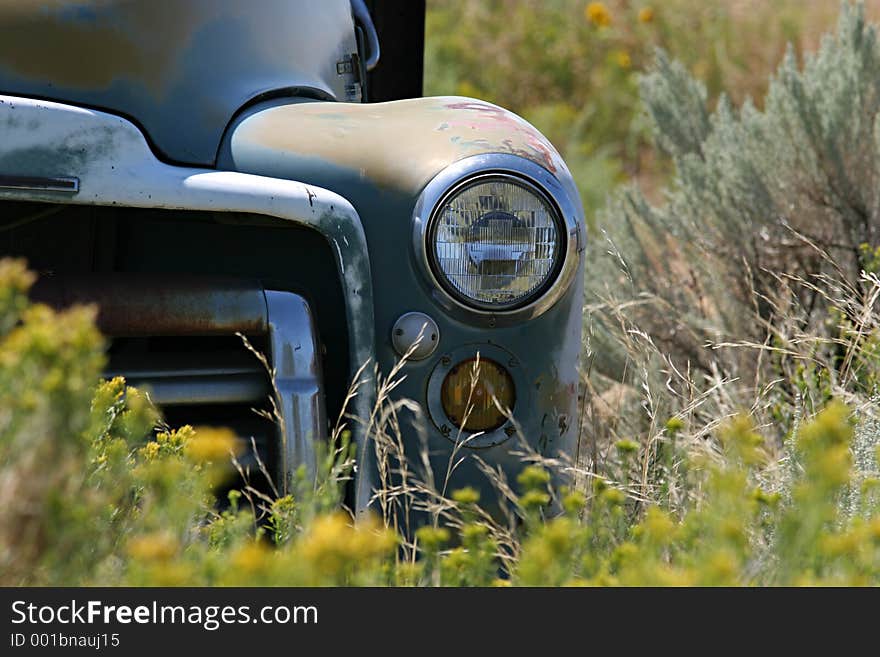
[0,0,358,166]
[221,96,573,202]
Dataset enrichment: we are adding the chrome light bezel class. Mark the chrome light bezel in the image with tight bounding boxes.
[412,154,582,324]
[426,343,523,449]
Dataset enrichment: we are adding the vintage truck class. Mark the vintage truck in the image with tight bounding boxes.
[0,0,584,512]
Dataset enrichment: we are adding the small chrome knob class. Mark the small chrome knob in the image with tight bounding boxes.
[391,312,440,361]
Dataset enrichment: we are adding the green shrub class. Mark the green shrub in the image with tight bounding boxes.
[577,0,880,572]
[589,2,880,380]
[0,252,879,585]
[425,0,871,220]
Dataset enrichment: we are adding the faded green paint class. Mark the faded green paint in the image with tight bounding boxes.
[0,0,359,165]
[228,96,569,195]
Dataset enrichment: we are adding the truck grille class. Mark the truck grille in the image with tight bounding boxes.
[4,202,348,498]
[105,345,270,407]
[32,274,326,497]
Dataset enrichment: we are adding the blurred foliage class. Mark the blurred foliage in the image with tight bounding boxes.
[425,0,880,221]
[586,2,880,382]
[0,257,878,586]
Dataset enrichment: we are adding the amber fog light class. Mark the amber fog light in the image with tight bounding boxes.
[440,358,515,432]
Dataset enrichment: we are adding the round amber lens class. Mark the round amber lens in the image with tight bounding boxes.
[440,358,515,433]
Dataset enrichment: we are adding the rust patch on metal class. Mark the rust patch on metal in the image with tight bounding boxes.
[31,273,268,337]
[0,2,199,94]
[441,99,560,173]
[535,369,577,438]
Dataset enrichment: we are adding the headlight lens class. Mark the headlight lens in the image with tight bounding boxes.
[428,175,563,309]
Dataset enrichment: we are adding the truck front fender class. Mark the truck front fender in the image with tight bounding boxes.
[221,95,586,506]
[220,95,577,205]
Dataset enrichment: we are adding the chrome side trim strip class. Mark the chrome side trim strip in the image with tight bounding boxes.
[117,373,269,407]
[0,174,79,194]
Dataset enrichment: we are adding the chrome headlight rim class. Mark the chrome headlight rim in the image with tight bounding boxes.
[412,153,582,324]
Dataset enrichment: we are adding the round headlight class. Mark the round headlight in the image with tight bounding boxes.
[427,175,564,310]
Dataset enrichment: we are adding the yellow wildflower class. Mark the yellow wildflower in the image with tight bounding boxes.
[461,523,488,543]
[615,438,639,453]
[665,416,685,434]
[231,542,270,573]
[300,513,395,577]
[601,487,626,506]
[520,489,551,510]
[415,525,450,552]
[126,531,178,562]
[184,426,241,463]
[451,486,480,505]
[650,565,696,587]
[611,542,639,569]
[542,517,576,554]
[585,2,612,27]
[517,465,551,490]
[819,529,864,558]
[563,578,590,587]
[705,550,738,582]
[638,507,676,543]
[638,7,655,23]
[615,51,632,69]
[561,490,586,515]
[140,440,160,461]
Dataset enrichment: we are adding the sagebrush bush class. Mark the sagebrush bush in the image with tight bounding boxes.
[425,0,872,218]
[579,1,880,560]
[590,2,880,380]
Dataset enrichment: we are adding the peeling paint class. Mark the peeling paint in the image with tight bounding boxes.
[229,96,569,195]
